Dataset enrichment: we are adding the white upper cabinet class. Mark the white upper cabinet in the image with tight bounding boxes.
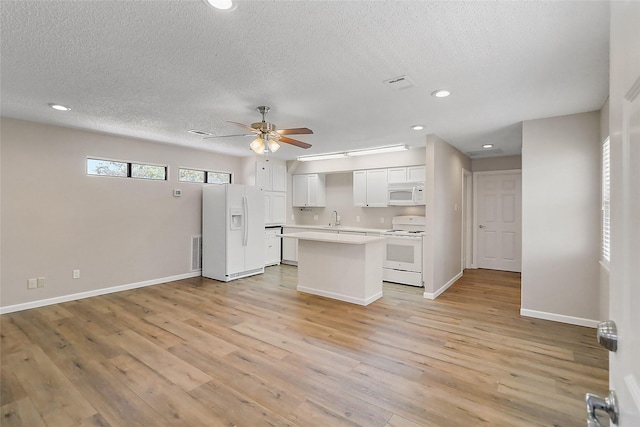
[388,166,425,183]
[407,165,426,182]
[387,167,407,184]
[292,174,326,207]
[256,160,286,192]
[353,168,388,207]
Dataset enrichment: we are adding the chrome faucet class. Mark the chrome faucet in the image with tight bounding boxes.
[331,210,341,227]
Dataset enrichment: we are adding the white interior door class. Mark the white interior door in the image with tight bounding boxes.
[604,2,640,425]
[475,171,522,272]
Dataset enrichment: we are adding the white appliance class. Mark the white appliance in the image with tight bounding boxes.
[387,182,425,206]
[382,216,425,287]
[202,184,265,282]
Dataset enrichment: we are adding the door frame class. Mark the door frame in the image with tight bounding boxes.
[472,169,522,271]
[462,169,473,269]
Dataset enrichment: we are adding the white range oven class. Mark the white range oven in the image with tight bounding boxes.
[382,216,425,287]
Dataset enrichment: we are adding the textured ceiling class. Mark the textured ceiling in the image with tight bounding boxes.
[1,1,610,160]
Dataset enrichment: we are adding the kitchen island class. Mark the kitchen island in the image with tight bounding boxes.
[280,231,385,306]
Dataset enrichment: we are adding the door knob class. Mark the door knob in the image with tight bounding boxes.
[478,225,485,229]
[585,390,619,426]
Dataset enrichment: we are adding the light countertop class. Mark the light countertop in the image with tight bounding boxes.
[279,231,386,245]
[282,225,389,234]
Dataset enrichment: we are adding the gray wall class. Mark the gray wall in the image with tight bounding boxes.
[423,134,472,297]
[1,118,242,310]
[521,111,601,324]
[472,155,521,172]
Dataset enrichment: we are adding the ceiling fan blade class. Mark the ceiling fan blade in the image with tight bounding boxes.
[279,135,312,149]
[227,121,259,133]
[277,127,314,135]
[202,133,255,140]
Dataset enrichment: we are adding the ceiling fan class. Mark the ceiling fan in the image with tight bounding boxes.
[204,106,313,154]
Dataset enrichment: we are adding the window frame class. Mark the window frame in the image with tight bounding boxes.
[87,157,168,181]
[601,137,611,264]
[178,167,232,184]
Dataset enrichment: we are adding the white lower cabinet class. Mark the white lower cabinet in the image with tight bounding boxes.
[265,227,282,266]
[282,227,336,264]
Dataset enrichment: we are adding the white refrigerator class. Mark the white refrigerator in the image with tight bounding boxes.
[202,184,265,282]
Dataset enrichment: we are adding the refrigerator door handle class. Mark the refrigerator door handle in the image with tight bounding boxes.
[242,195,248,246]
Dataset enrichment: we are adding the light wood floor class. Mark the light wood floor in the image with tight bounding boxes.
[1,266,608,427]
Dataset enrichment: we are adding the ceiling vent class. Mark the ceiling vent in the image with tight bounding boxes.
[383,75,416,90]
[187,129,212,136]
[466,148,504,157]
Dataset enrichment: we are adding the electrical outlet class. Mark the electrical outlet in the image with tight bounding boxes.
[380,217,385,224]
[27,278,37,289]
[313,214,318,221]
[37,277,45,288]
[356,216,360,223]
[73,270,80,279]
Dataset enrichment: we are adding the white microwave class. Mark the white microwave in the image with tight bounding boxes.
[387,182,425,206]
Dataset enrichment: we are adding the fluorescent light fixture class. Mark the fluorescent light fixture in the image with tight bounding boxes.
[203,0,234,9]
[346,145,409,157]
[297,152,348,162]
[431,89,450,98]
[49,103,70,111]
[482,144,494,149]
[411,125,424,131]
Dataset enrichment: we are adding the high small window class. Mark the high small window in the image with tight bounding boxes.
[179,168,231,184]
[87,158,167,181]
[602,137,611,263]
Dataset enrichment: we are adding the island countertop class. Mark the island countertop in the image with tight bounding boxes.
[279,231,385,245]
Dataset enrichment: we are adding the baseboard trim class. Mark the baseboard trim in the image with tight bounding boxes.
[0,271,202,314]
[297,286,382,306]
[423,270,463,300]
[520,308,599,328]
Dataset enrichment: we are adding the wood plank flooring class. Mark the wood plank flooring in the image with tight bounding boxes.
[1,266,608,427]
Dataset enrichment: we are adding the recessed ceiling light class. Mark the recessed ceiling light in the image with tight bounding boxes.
[411,125,424,131]
[431,89,450,98]
[482,144,494,149]
[202,0,234,10]
[49,103,70,111]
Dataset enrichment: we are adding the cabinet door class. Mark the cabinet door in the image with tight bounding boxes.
[366,169,388,207]
[387,167,407,183]
[353,170,367,207]
[307,174,326,207]
[270,193,286,225]
[256,161,271,191]
[292,175,308,207]
[264,193,271,223]
[282,228,299,263]
[271,163,286,192]
[407,166,426,182]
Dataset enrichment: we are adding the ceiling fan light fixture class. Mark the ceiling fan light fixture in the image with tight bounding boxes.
[250,137,265,154]
[267,139,281,153]
[203,0,234,10]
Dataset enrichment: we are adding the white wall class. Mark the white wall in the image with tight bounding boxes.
[0,118,243,311]
[521,111,601,326]
[423,135,471,298]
